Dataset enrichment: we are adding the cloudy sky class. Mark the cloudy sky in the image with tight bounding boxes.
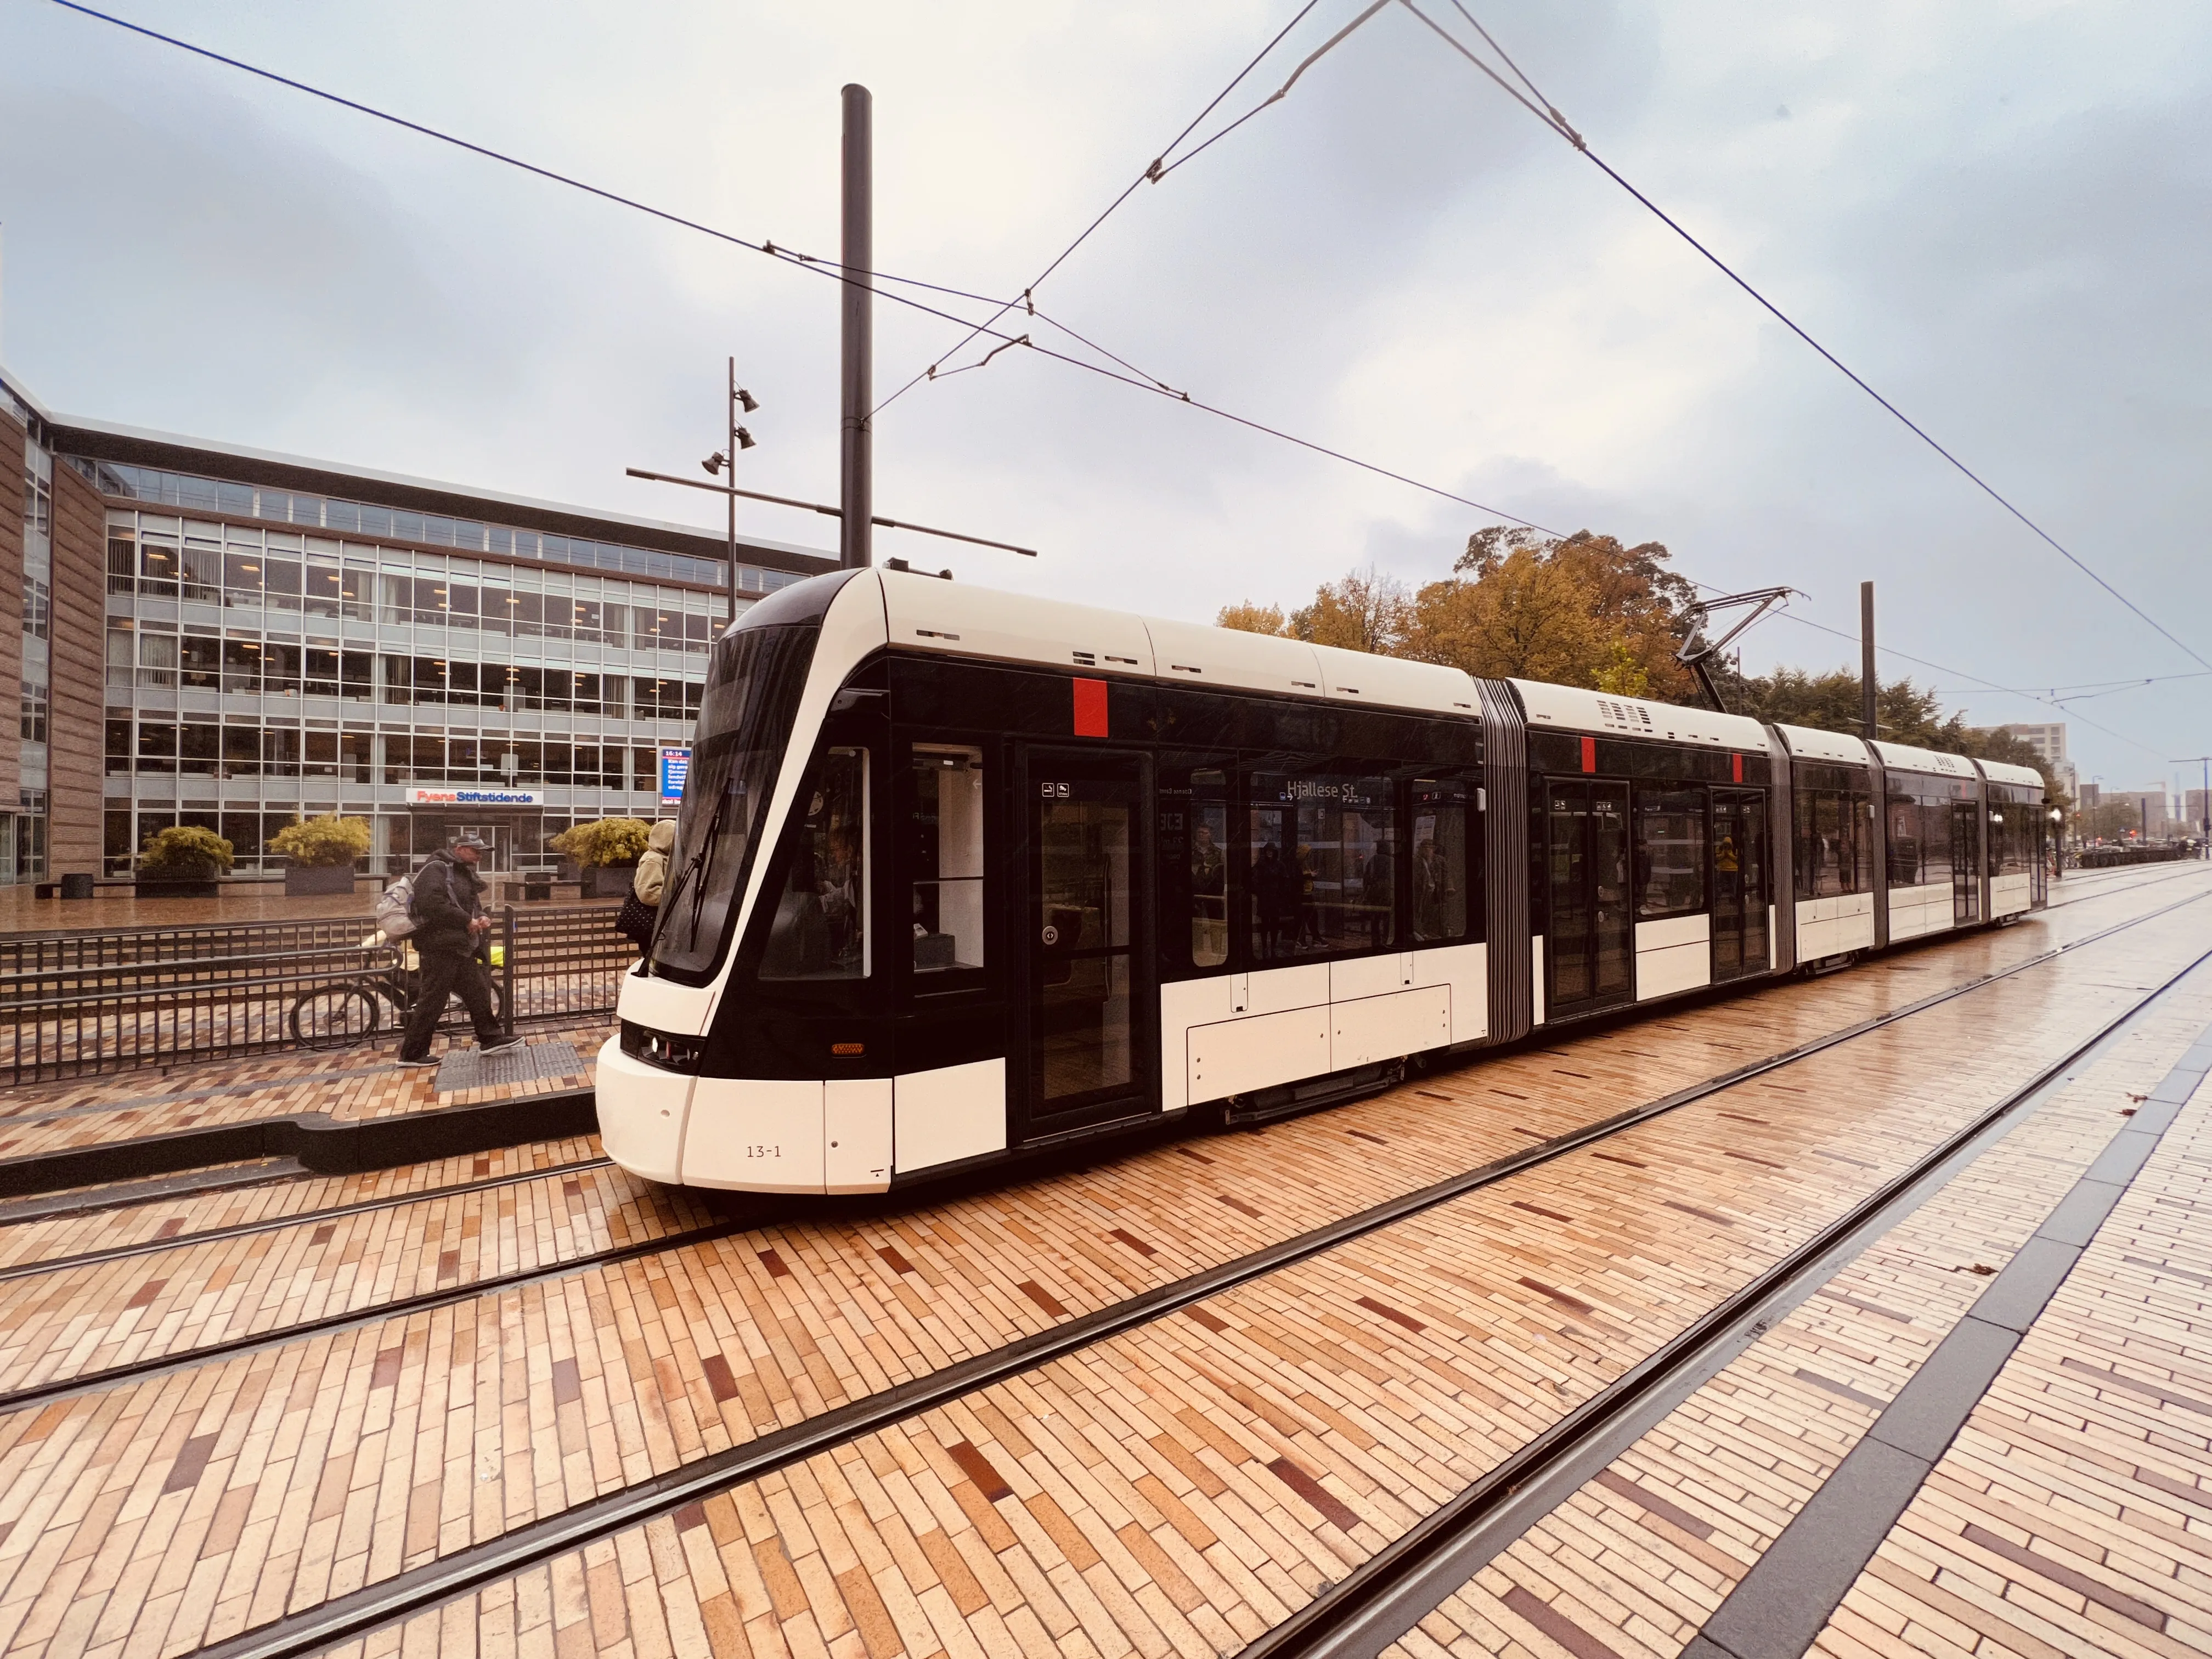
[3,0,2208,791]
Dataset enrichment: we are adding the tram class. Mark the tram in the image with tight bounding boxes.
[599,567,2051,1195]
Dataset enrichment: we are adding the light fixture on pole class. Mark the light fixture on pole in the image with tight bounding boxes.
[696,358,763,611]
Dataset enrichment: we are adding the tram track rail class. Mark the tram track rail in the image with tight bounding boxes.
[0,889,2194,1424]
[2043,861,2211,910]
[1235,947,2212,1659]
[0,866,2189,1257]
[1,887,2197,1425]
[0,1154,617,1284]
[167,884,2210,1659]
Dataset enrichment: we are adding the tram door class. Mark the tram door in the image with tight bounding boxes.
[1711,790,1769,980]
[1015,749,1154,1142]
[1547,780,1633,1014]
[1951,802,1982,923]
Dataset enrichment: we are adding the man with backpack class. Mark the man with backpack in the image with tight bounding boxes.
[394,833,520,1068]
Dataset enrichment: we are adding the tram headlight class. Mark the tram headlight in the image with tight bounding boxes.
[620,1019,705,1074]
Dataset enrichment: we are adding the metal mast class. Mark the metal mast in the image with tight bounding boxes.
[839,84,872,568]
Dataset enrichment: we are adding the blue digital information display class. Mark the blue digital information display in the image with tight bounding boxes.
[658,746,691,807]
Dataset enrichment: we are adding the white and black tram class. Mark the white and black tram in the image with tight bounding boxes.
[600,567,2050,1195]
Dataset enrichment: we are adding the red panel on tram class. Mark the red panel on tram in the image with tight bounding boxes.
[1073,677,1109,738]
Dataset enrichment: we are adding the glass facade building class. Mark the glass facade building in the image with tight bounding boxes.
[2,368,834,883]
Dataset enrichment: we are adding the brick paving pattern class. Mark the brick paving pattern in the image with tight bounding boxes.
[1380,928,2212,1659]
[0,864,2194,1658]
[285,882,2212,1657]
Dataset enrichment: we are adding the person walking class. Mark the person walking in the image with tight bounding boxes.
[397,833,520,1068]
[616,819,676,947]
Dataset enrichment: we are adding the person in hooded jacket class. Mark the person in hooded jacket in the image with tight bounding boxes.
[615,819,677,948]
[397,834,520,1067]
[634,819,676,905]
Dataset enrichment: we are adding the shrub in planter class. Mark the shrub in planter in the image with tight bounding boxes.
[137,825,234,896]
[269,815,372,895]
[551,819,651,896]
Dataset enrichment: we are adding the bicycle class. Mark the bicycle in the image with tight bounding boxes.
[287,939,509,1048]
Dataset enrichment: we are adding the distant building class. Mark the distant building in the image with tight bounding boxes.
[2001,722,2067,764]
[1999,721,2076,800]
[3,365,836,883]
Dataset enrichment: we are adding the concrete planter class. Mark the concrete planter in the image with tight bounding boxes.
[136,878,220,898]
[585,864,639,899]
[284,864,359,896]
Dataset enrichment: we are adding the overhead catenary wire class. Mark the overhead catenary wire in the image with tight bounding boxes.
[45,0,1556,533]
[1146,0,1396,185]
[1773,608,2172,763]
[869,0,1345,415]
[1402,0,2212,676]
[51,0,2202,760]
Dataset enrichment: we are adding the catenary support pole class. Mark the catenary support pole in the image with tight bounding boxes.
[839,84,872,569]
[1860,580,1878,743]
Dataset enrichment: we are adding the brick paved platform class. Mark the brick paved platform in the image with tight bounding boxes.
[0,866,2202,1659]
[0,1022,607,1171]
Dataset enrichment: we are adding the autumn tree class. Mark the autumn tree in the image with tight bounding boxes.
[1220,569,1410,653]
[1216,601,1288,636]
[1401,527,1698,698]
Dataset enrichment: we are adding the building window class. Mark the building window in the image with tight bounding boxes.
[16,794,47,882]
[19,679,47,745]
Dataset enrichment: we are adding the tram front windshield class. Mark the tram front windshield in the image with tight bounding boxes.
[648,623,818,981]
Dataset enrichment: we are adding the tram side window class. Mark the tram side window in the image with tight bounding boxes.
[1246,770,1397,961]
[759,747,867,981]
[1887,794,1923,885]
[1796,791,1833,900]
[1920,794,1953,883]
[1159,766,1231,970]
[1633,786,1706,918]
[1848,793,1872,890]
[1794,789,1872,899]
[1412,778,1470,944]
[1990,794,2032,873]
[911,746,986,980]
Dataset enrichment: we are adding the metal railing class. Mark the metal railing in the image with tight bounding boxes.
[0,904,637,1084]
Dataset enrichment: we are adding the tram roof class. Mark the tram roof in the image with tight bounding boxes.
[1872,740,1979,779]
[1509,679,1771,752]
[1979,759,2048,790]
[1775,724,1875,765]
[878,568,1482,717]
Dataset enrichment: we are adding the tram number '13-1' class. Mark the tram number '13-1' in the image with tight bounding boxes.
[1040,781,1071,798]
[746,1145,782,1160]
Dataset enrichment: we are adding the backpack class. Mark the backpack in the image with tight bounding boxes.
[374,870,422,939]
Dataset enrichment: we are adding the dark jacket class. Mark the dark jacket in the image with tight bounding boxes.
[410,849,487,958]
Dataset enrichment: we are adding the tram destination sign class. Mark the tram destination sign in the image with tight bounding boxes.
[405,787,545,806]
[659,746,692,808]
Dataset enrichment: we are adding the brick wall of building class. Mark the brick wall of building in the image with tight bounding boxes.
[48,460,106,876]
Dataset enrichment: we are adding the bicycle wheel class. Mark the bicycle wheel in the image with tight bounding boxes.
[290,984,382,1048]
